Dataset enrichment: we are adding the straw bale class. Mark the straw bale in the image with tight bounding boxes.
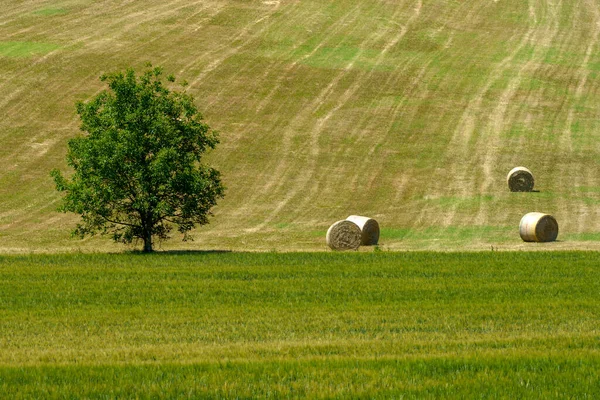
[326,220,362,251]
[507,167,534,192]
[519,212,558,242]
[346,215,380,246]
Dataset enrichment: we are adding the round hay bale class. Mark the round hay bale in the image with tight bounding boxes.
[346,215,380,246]
[519,212,559,242]
[326,220,362,251]
[507,167,534,192]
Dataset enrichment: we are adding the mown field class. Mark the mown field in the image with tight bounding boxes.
[0,251,599,397]
[1,0,600,252]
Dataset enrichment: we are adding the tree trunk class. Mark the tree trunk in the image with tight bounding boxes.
[142,229,153,252]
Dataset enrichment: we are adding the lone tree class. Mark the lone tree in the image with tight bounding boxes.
[52,65,225,252]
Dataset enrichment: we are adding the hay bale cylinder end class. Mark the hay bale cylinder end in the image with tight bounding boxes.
[507,166,534,192]
[346,215,380,246]
[326,220,362,251]
[519,212,559,242]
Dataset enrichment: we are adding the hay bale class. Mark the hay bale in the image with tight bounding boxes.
[346,215,380,246]
[326,220,362,251]
[519,212,558,242]
[507,166,534,192]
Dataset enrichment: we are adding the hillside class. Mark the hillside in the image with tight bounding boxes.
[1,0,600,252]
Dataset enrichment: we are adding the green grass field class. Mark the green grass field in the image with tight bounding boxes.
[2,0,600,252]
[1,252,599,397]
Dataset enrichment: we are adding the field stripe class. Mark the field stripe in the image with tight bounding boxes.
[204,9,318,113]
[229,3,367,224]
[184,2,291,88]
[556,0,600,236]
[0,1,230,234]
[559,0,600,153]
[413,0,563,231]
[245,1,426,232]
[473,0,564,225]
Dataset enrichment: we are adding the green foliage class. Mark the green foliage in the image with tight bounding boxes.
[51,66,225,251]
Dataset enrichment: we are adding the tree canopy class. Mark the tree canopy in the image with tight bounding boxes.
[52,65,225,252]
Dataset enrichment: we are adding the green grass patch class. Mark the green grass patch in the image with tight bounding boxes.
[293,43,390,71]
[2,357,600,398]
[0,41,61,58]
[562,232,600,241]
[576,186,600,193]
[1,252,599,396]
[381,225,513,241]
[419,194,495,209]
[32,8,68,16]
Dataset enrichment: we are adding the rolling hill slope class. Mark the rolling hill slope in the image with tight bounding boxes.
[1,0,600,252]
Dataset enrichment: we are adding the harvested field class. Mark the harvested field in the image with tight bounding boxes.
[1,0,600,252]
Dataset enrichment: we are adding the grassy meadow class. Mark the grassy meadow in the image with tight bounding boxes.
[1,0,600,251]
[0,251,599,397]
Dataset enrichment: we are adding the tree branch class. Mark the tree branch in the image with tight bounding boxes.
[100,215,139,228]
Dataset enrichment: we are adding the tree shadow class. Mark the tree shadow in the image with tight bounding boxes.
[123,249,233,256]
